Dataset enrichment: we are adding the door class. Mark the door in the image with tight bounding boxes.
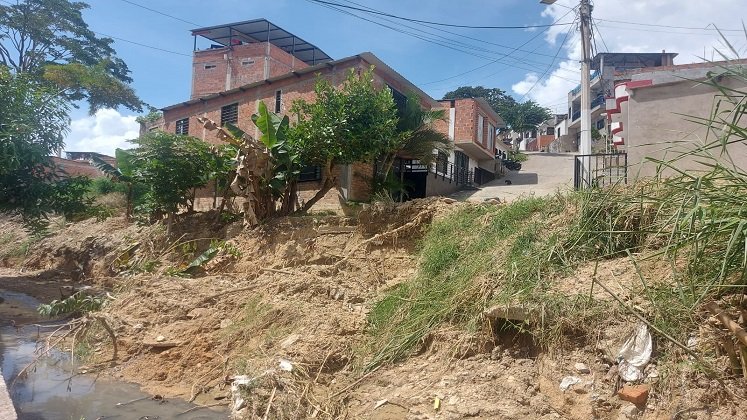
[454,151,469,184]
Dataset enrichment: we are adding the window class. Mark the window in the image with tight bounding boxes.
[175,118,189,135]
[477,115,484,144]
[241,58,255,66]
[487,123,495,152]
[221,103,238,126]
[274,90,282,113]
[388,85,407,112]
[436,151,448,174]
[546,127,555,135]
[204,63,217,70]
[298,165,322,182]
[596,119,606,130]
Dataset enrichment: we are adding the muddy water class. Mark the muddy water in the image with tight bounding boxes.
[1,290,227,420]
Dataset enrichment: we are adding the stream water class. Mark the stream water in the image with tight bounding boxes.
[1,289,228,420]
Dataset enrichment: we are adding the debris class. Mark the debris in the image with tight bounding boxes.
[279,359,293,371]
[442,198,457,204]
[155,335,165,342]
[373,399,388,410]
[559,375,581,391]
[132,323,144,331]
[706,302,747,348]
[618,384,650,405]
[433,397,441,410]
[620,402,640,419]
[574,362,591,374]
[617,324,652,382]
[483,198,501,205]
[280,333,300,350]
[483,305,539,322]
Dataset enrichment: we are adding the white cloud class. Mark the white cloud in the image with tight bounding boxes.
[514,0,745,112]
[66,109,139,156]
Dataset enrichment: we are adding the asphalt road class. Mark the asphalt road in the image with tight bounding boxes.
[453,152,576,202]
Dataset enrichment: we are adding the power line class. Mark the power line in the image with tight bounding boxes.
[310,0,581,81]
[591,18,609,53]
[116,0,200,27]
[520,16,577,100]
[595,23,743,37]
[420,6,579,87]
[307,0,575,30]
[595,17,744,33]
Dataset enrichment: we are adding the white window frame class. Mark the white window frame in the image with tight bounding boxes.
[477,114,484,145]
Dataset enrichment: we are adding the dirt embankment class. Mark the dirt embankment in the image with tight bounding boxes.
[0,201,742,419]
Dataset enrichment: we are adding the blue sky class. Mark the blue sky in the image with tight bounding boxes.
[66,0,745,154]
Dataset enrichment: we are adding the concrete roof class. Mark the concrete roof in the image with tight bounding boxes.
[162,52,438,111]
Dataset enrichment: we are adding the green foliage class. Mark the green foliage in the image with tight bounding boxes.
[135,110,163,125]
[290,68,398,167]
[443,86,517,116]
[38,292,106,317]
[0,0,143,113]
[129,132,215,216]
[501,100,552,132]
[250,101,300,198]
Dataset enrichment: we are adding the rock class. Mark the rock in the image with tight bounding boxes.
[575,362,591,374]
[559,375,581,391]
[280,333,300,350]
[155,335,165,342]
[220,319,234,329]
[620,402,640,419]
[442,198,457,204]
[617,384,650,405]
[132,323,144,331]
[483,198,501,205]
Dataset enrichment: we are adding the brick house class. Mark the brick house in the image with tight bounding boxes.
[158,19,505,210]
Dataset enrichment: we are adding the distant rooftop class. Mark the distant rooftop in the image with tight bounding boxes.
[592,52,678,71]
[191,18,333,66]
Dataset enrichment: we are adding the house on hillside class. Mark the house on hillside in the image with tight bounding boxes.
[156,19,506,211]
[50,151,115,178]
[605,58,747,178]
[553,51,678,153]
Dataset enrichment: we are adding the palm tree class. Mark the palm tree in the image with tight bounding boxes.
[380,93,452,180]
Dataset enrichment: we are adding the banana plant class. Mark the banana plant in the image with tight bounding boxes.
[89,149,135,219]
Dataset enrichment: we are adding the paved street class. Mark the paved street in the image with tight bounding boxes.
[453,152,576,202]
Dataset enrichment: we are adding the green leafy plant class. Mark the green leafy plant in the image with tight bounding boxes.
[38,292,106,317]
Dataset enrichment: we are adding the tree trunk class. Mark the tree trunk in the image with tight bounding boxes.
[299,161,335,213]
[126,183,133,221]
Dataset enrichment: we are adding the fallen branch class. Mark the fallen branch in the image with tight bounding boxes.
[176,401,229,416]
[329,366,380,399]
[263,386,277,420]
[706,302,747,348]
[197,284,258,305]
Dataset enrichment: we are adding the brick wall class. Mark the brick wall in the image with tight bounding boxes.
[191,42,309,99]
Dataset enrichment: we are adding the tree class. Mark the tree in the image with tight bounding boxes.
[89,148,136,219]
[289,68,398,212]
[501,100,552,133]
[443,86,517,117]
[379,92,451,181]
[129,132,215,232]
[0,0,142,113]
[0,67,71,231]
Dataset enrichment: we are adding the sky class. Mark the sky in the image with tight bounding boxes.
[64,0,747,155]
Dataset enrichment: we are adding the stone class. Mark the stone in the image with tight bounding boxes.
[483,198,501,205]
[574,362,591,374]
[220,319,234,329]
[442,198,457,204]
[155,335,166,342]
[620,402,640,419]
[617,384,650,405]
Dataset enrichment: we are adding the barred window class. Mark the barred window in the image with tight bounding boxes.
[175,118,189,135]
[221,103,238,126]
[274,90,282,113]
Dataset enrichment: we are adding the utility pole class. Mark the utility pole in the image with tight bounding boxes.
[578,0,592,156]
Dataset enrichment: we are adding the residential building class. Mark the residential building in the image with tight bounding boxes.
[158,19,506,210]
[605,58,747,177]
[554,51,678,152]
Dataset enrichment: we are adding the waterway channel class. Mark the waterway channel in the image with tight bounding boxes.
[1,288,227,419]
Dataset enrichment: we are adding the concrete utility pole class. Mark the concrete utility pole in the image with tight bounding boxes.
[578,0,592,155]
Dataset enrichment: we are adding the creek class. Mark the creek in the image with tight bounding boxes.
[0,289,227,420]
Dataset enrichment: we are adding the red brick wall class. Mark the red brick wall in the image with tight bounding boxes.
[191,42,309,99]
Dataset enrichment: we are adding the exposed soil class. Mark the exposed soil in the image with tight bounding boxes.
[1,199,745,419]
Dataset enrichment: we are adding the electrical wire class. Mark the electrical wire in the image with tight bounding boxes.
[591,18,610,53]
[307,0,576,30]
[520,16,577,100]
[419,6,579,86]
[117,0,201,27]
[595,17,744,33]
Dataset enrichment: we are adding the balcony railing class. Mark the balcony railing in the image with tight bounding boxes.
[569,70,600,96]
[571,95,605,122]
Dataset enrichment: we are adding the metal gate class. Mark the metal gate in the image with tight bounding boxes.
[574,153,627,189]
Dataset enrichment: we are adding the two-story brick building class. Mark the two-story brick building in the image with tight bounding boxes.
[158,19,505,210]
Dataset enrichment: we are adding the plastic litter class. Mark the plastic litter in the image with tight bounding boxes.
[559,375,581,391]
[617,323,652,382]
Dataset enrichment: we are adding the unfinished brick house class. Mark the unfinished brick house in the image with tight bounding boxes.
[158,19,505,210]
